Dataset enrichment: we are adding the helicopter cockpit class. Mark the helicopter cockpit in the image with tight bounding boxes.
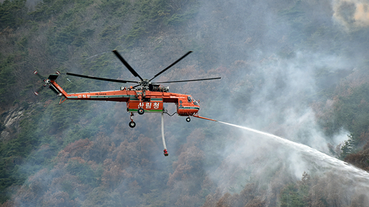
[187,96,199,106]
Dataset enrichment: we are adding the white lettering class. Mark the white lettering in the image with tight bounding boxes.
[146,102,152,109]
[153,102,160,109]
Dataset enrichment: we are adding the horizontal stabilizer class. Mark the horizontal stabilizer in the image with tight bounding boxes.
[48,74,59,81]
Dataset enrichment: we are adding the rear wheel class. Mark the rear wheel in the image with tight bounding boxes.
[186,117,191,122]
[138,108,144,115]
[129,121,136,128]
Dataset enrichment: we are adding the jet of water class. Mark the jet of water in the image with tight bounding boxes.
[218,120,369,185]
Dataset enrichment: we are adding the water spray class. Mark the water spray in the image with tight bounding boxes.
[193,115,369,184]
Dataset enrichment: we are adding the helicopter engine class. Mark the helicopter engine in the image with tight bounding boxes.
[149,84,169,92]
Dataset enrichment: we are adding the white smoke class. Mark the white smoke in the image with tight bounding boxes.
[332,0,369,31]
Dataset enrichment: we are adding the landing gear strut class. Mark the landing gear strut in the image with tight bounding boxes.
[129,112,136,128]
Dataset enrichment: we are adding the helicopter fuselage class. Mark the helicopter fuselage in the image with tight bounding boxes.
[52,80,200,116]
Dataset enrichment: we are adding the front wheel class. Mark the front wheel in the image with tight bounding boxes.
[129,121,136,128]
[138,108,144,115]
[186,117,191,122]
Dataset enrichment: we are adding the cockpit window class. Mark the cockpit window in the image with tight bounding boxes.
[193,100,199,106]
[187,96,192,103]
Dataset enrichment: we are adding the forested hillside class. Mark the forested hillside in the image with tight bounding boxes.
[2,0,369,206]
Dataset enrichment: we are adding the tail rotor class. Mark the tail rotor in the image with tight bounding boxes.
[33,70,46,81]
[33,70,61,96]
[33,85,47,96]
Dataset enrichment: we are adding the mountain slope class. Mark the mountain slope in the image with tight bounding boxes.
[2,0,369,206]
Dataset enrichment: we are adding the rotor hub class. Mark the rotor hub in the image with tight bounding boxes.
[139,79,150,87]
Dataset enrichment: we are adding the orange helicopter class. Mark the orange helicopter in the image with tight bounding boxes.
[34,50,220,156]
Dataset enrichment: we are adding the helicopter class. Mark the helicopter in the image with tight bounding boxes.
[33,50,220,156]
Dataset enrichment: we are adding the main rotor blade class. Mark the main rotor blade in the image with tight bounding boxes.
[149,51,193,82]
[66,72,138,84]
[155,77,221,84]
[112,50,143,81]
